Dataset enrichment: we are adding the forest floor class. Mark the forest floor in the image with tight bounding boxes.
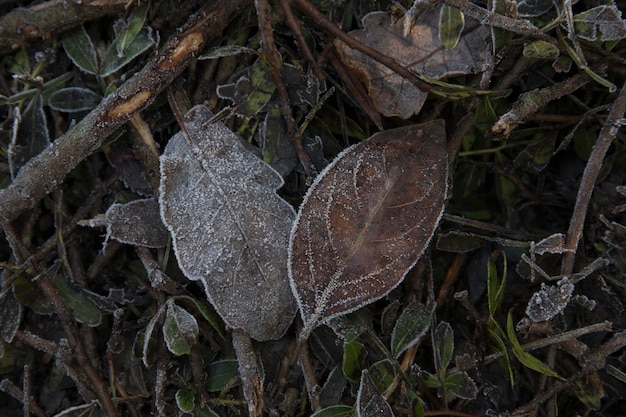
[1,0,626,416]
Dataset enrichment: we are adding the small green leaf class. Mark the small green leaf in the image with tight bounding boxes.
[495,166,517,207]
[506,312,564,379]
[162,300,198,356]
[62,26,98,75]
[328,309,371,343]
[421,371,442,388]
[487,325,515,386]
[491,0,513,51]
[390,301,435,358]
[444,372,478,399]
[8,49,31,75]
[48,87,101,112]
[100,27,155,77]
[310,405,354,417]
[487,252,507,317]
[439,5,465,49]
[206,360,240,392]
[343,339,365,382]
[475,97,498,132]
[52,274,102,327]
[573,6,626,41]
[523,40,559,59]
[173,295,227,340]
[175,389,195,412]
[433,322,454,372]
[368,360,396,393]
[113,3,149,57]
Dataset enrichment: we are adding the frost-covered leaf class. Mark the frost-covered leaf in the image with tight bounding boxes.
[368,359,396,394]
[357,370,393,417]
[289,121,448,337]
[573,6,626,41]
[9,97,50,178]
[104,142,153,196]
[163,299,199,356]
[113,2,149,57]
[390,301,435,358]
[79,199,169,248]
[525,277,575,322]
[259,106,297,177]
[61,26,98,75]
[217,59,276,118]
[516,0,554,18]
[523,40,560,59]
[175,389,195,412]
[335,7,488,118]
[100,27,155,77]
[104,198,168,248]
[159,105,297,341]
[444,371,477,400]
[48,87,101,112]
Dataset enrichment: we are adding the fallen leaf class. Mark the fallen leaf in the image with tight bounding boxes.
[159,105,297,341]
[289,120,448,338]
[335,7,488,118]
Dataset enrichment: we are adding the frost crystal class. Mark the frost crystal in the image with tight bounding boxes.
[525,277,575,322]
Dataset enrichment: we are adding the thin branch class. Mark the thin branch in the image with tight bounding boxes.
[561,80,626,275]
[0,0,132,51]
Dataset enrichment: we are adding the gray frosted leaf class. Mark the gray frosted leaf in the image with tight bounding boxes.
[105,198,168,248]
[289,121,448,338]
[525,277,575,322]
[159,105,297,341]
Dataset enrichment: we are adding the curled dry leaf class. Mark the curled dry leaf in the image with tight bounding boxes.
[335,7,488,118]
[289,120,448,338]
[159,105,297,341]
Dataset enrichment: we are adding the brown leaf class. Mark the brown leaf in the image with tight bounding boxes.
[289,120,448,337]
[335,8,488,118]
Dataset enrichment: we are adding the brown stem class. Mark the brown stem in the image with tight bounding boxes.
[561,81,626,275]
[0,0,252,225]
[280,0,325,81]
[232,329,264,417]
[256,0,315,176]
